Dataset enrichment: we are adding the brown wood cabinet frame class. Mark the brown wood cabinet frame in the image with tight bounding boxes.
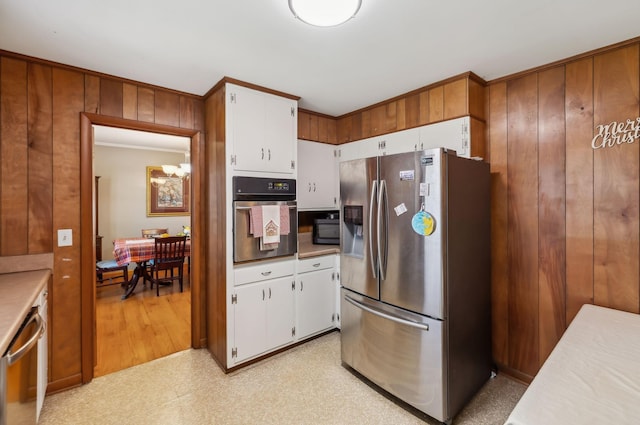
[80,112,204,384]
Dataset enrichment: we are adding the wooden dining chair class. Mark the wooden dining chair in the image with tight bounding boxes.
[140,228,169,285]
[149,236,187,296]
[96,259,129,287]
[141,228,169,238]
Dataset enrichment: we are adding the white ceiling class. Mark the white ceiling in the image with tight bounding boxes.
[1,0,640,116]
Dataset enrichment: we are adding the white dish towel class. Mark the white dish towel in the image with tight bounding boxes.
[261,205,281,244]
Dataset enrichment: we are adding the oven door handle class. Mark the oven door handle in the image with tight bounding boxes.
[6,310,45,366]
[235,205,297,210]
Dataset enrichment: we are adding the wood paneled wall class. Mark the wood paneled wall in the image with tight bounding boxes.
[298,109,338,144]
[298,73,486,147]
[488,41,640,381]
[0,51,204,392]
[337,73,485,143]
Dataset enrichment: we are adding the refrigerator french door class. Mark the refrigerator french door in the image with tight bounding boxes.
[340,148,491,424]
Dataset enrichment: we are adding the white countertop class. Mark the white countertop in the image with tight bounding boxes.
[506,304,640,425]
[0,269,50,355]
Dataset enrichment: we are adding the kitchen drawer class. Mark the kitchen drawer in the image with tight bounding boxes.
[297,255,335,274]
[234,259,295,286]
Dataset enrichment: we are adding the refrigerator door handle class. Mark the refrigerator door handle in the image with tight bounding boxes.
[377,179,388,281]
[344,295,429,331]
[369,180,378,278]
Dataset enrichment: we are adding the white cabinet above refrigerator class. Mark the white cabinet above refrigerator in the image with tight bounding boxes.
[336,116,474,163]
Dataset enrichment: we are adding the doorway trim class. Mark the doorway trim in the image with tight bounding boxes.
[80,112,204,384]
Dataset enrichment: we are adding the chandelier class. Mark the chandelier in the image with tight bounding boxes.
[288,0,362,27]
[162,152,191,178]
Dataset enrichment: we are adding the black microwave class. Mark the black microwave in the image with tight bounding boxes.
[313,218,340,245]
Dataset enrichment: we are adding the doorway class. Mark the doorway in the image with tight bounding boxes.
[80,113,204,384]
[93,126,192,376]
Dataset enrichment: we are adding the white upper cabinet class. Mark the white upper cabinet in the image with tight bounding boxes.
[227,83,297,175]
[336,138,370,162]
[379,127,421,156]
[297,140,338,210]
[337,117,473,162]
[337,129,419,161]
[419,116,471,157]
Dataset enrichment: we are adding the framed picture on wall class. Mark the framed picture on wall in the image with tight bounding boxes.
[146,166,190,216]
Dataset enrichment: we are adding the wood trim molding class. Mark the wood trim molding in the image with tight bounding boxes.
[80,113,203,384]
[204,76,301,101]
[298,108,337,120]
[46,373,83,395]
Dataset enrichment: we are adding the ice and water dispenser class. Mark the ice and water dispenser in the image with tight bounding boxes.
[342,205,364,257]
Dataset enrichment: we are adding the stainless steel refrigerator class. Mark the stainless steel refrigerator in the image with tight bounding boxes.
[340,148,491,424]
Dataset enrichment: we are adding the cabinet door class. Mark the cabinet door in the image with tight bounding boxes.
[297,268,336,339]
[267,277,295,348]
[337,138,368,162]
[419,116,470,157]
[381,127,421,156]
[233,282,268,363]
[338,137,382,163]
[264,95,296,174]
[297,140,338,210]
[229,85,266,173]
[228,84,297,174]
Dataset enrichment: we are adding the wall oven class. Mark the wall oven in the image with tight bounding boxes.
[233,176,297,263]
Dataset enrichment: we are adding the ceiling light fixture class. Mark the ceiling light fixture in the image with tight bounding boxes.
[161,152,191,179]
[288,0,362,27]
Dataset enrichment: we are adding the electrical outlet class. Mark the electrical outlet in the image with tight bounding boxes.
[58,229,72,247]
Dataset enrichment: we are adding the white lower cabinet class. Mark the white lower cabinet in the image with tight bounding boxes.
[231,255,339,365]
[296,255,337,340]
[232,276,295,364]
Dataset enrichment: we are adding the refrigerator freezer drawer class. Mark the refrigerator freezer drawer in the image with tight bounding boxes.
[340,289,446,422]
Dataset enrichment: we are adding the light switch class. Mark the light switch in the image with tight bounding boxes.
[58,229,73,247]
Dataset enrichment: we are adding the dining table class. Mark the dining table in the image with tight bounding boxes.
[113,237,191,299]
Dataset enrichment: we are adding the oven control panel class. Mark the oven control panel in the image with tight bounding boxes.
[267,181,289,191]
[233,176,296,200]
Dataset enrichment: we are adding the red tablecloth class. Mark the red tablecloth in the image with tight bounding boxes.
[113,237,191,266]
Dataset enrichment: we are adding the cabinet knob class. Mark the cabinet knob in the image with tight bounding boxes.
[261,271,272,276]
[261,148,265,160]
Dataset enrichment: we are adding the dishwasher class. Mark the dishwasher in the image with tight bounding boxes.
[1,305,45,425]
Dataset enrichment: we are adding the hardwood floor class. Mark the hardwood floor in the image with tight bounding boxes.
[94,270,191,377]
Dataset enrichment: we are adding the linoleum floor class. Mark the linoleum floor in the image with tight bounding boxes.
[39,332,526,424]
